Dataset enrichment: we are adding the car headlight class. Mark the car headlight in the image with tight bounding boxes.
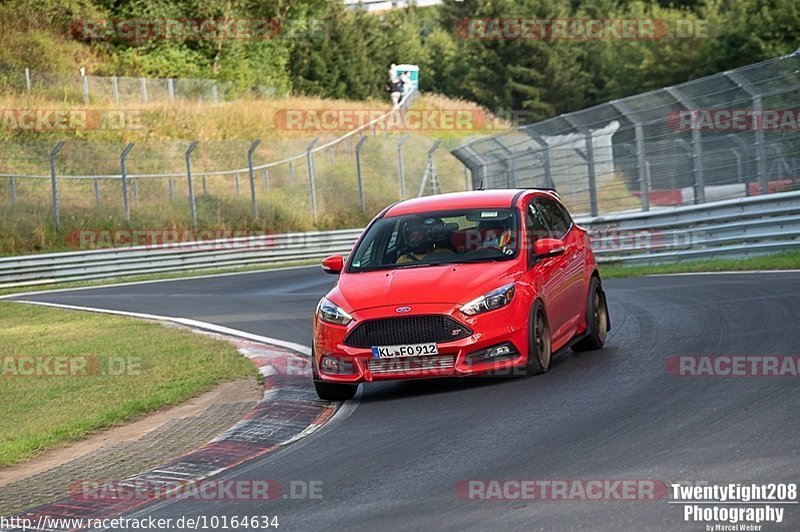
[459,283,516,316]
[317,297,353,326]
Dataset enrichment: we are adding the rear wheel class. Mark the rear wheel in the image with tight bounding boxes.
[314,380,358,401]
[524,301,551,376]
[572,276,608,352]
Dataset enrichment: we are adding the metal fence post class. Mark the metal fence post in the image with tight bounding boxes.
[355,136,368,212]
[235,173,241,196]
[306,138,320,219]
[263,168,270,192]
[25,68,32,92]
[583,131,598,216]
[120,143,135,221]
[522,129,554,191]
[418,140,442,197]
[725,71,768,195]
[168,177,174,201]
[666,87,705,204]
[185,141,199,227]
[492,139,516,187]
[140,77,148,103]
[247,139,261,218]
[93,178,101,206]
[429,140,442,195]
[9,177,16,204]
[288,160,295,186]
[727,134,750,194]
[561,113,600,217]
[168,78,175,102]
[82,75,90,104]
[634,124,650,210]
[111,76,119,104]
[396,135,409,198]
[49,141,65,229]
[610,101,649,212]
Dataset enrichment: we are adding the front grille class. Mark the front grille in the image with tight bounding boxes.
[368,355,456,375]
[343,315,472,348]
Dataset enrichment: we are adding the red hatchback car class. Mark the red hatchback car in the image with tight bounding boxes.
[312,189,609,400]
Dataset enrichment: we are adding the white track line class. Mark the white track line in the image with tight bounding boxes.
[12,299,311,356]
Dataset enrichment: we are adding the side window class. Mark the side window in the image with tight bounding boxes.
[525,202,549,260]
[536,197,571,239]
[526,203,549,241]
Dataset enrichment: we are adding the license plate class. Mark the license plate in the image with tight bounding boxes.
[371,343,439,358]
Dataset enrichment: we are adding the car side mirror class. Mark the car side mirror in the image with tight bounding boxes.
[533,238,565,259]
[321,255,344,274]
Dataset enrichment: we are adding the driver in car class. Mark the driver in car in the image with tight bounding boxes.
[396,217,455,264]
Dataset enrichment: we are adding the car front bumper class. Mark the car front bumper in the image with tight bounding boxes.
[313,302,529,383]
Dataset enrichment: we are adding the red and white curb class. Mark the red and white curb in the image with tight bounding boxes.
[2,300,348,532]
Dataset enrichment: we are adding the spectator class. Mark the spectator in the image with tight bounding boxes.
[385,72,403,106]
[400,71,413,99]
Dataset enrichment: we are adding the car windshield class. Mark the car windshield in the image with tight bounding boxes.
[348,208,519,273]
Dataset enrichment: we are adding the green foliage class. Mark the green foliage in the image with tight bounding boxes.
[1,0,798,118]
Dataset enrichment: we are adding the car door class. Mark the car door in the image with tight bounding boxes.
[525,199,570,339]
[536,196,586,344]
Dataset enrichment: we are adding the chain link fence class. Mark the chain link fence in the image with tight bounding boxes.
[0,91,480,253]
[452,50,800,217]
[0,63,277,103]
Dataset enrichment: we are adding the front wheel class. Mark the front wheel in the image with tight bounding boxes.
[314,379,358,401]
[572,276,609,352]
[524,300,551,376]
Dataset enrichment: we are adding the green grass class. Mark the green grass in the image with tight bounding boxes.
[599,251,800,279]
[0,301,257,468]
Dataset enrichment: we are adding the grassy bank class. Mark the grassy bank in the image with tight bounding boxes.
[0,93,511,255]
[599,251,800,279]
[0,301,256,468]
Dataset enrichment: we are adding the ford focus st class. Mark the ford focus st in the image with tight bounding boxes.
[312,189,610,400]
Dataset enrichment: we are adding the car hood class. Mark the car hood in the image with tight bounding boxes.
[331,261,522,312]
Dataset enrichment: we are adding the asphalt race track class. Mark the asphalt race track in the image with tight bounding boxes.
[11,268,800,530]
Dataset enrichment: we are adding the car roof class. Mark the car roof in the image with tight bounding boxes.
[383,189,557,217]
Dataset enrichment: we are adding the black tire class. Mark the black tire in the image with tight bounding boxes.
[571,276,609,352]
[524,300,551,376]
[314,379,358,401]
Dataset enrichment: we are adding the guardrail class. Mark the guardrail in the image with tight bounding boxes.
[584,189,800,264]
[1,190,798,288]
[0,229,362,288]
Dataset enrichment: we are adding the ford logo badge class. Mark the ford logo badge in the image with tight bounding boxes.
[396,306,412,314]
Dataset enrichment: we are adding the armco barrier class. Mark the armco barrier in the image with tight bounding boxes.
[586,189,800,264]
[1,190,798,288]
